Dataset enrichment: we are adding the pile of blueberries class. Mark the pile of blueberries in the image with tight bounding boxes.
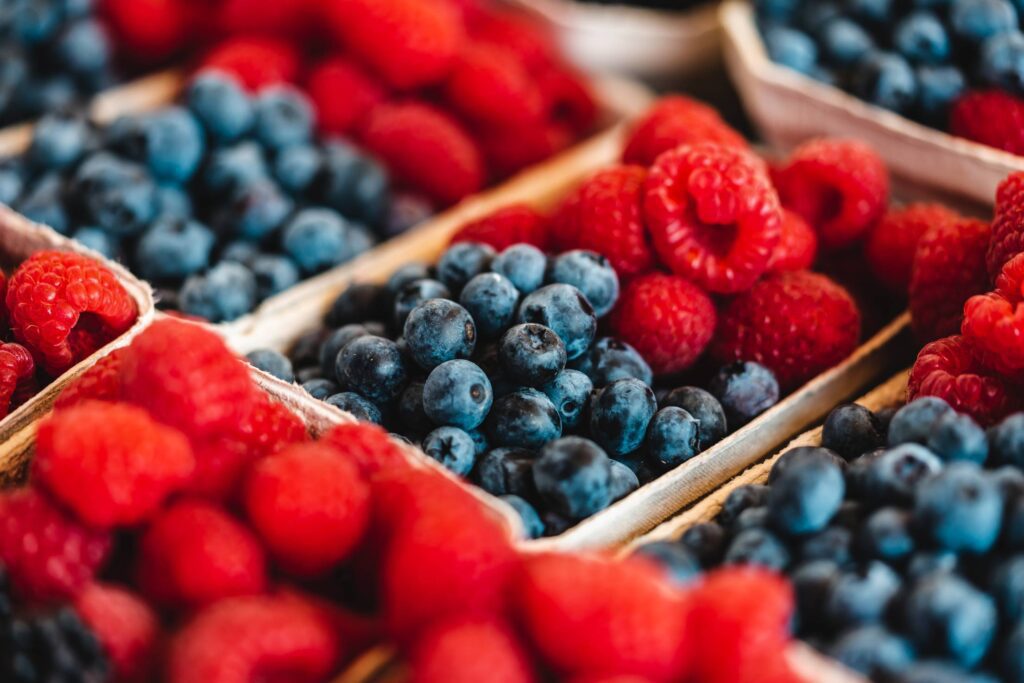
[755,0,1024,125]
[247,240,784,538]
[0,69,428,322]
[638,395,1024,682]
[0,0,115,127]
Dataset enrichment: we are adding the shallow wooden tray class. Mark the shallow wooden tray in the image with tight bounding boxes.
[721,0,1022,207]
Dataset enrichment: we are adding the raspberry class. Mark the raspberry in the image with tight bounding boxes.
[478,121,572,179]
[34,401,195,527]
[233,390,309,456]
[54,348,122,410]
[538,66,599,134]
[452,204,551,251]
[645,144,782,293]
[471,11,557,72]
[74,583,160,683]
[951,90,1024,157]
[0,487,111,603]
[120,319,258,441]
[324,0,464,90]
[768,209,818,273]
[907,335,1016,426]
[407,615,537,683]
[963,254,1024,377]
[360,102,485,207]
[243,443,370,577]
[137,499,267,609]
[987,171,1024,279]
[446,44,546,129]
[199,38,302,91]
[6,251,137,375]
[712,271,862,390]
[0,342,34,417]
[622,96,748,167]
[320,422,411,479]
[909,218,991,342]
[515,553,691,681]
[306,57,385,136]
[167,595,339,683]
[102,0,191,63]
[866,203,962,293]
[212,0,315,39]
[552,165,656,277]
[773,139,889,251]
[608,273,717,376]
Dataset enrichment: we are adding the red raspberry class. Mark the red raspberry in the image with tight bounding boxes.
[0,487,111,603]
[6,251,137,375]
[0,342,34,417]
[324,0,464,90]
[552,165,655,277]
[320,422,412,479]
[243,443,370,577]
[951,90,1024,157]
[909,218,991,342]
[120,319,258,441]
[199,38,302,91]
[212,0,316,39]
[233,390,309,456]
[645,144,782,293]
[446,44,546,129]
[907,335,1016,425]
[712,271,862,390]
[0,267,7,326]
[987,171,1024,279]
[74,583,160,683]
[137,499,267,609]
[609,273,717,377]
[306,56,385,136]
[622,96,747,167]
[54,348,122,410]
[471,11,557,72]
[451,204,551,251]
[538,66,599,134]
[167,595,340,683]
[515,553,690,681]
[407,615,537,683]
[773,139,889,251]
[866,203,962,293]
[963,254,1024,377]
[34,401,195,527]
[361,102,485,207]
[478,121,572,179]
[567,677,657,683]
[768,209,818,273]
[102,0,191,63]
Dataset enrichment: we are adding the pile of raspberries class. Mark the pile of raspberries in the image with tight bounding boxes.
[0,316,808,683]
[101,0,598,208]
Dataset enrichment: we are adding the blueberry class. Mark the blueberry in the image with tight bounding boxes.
[914,462,1003,553]
[735,506,770,532]
[645,407,700,469]
[768,452,845,536]
[724,528,791,570]
[907,551,959,581]
[499,323,567,388]
[718,484,771,528]
[589,378,657,457]
[491,244,546,294]
[823,403,884,461]
[387,263,431,294]
[517,284,597,361]
[218,179,293,241]
[660,386,728,450]
[253,85,313,151]
[155,184,192,219]
[404,299,477,370]
[950,0,1018,44]
[916,65,967,121]
[992,465,1024,499]
[397,381,433,436]
[861,444,943,505]
[635,541,701,586]
[202,142,268,196]
[73,153,157,235]
[853,51,918,114]
[55,17,109,75]
[274,144,322,195]
[680,522,727,567]
[437,242,496,292]
[819,18,875,67]
[926,411,988,463]
[825,561,901,629]
[180,261,258,323]
[609,459,640,501]
[140,107,205,183]
[708,361,780,427]
[302,378,338,400]
[573,337,653,388]
[290,328,328,369]
[533,436,613,520]
[14,0,62,42]
[246,349,294,382]
[459,273,519,339]
[319,325,371,380]
[980,31,1024,96]
[326,392,382,424]
[792,560,841,634]
[0,159,24,206]
[799,526,852,566]
[134,217,215,281]
[421,426,476,476]
[72,227,119,259]
[900,662,999,683]
[283,208,366,275]
[473,447,536,498]
[487,388,562,449]
[904,572,997,667]
[894,12,950,64]
[470,426,491,455]
[422,359,492,431]
[186,70,254,142]
[990,555,1024,623]
[501,495,545,539]
[990,413,1024,468]
[763,25,818,74]
[755,0,799,20]
[857,507,915,562]
[1003,623,1024,682]
[541,369,593,431]
[314,142,390,226]
[336,336,408,404]
[827,626,915,680]
[549,250,620,317]
[392,279,451,330]
[250,255,300,301]
[847,0,893,24]
[542,511,574,536]
[29,110,89,170]
[326,283,389,328]
[770,446,847,484]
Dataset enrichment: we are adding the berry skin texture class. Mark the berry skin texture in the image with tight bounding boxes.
[407,615,538,683]
[0,342,34,417]
[243,443,370,577]
[137,500,267,609]
[963,253,1024,377]
[909,218,991,342]
[320,422,411,479]
[712,271,862,390]
[866,203,962,293]
[6,251,137,375]
[446,44,546,129]
[35,401,195,527]
[908,335,1016,426]
[515,553,691,681]
[167,595,339,683]
[622,96,748,167]
[552,165,655,278]
[360,103,484,207]
[0,487,111,603]
[951,90,1024,157]
[987,171,1024,279]
[609,273,717,376]
[120,319,257,441]
[645,144,782,293]
[103,0,190,63]
[54,348,122,409]
[74,582,160,683]
[305,57,384,136]
[773,139,890,251]
[199,37,302,91]
[768,209,818,273]
[451,204,551,251]
[324,0,463,90]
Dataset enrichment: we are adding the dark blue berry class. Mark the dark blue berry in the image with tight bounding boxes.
[609,459,640,501]
[533,436,613,520]
[219,179,293,241]
[861,444,943,505]
[926,411,989,463]
[827,626,915,680]
[541,369,593,431]
[202,142,267,195]
[681,522,727,567]
[250,255,300,301]
[853,51,919,113]
[800,526,853,566]
[274,144,322,195]
[180,261,257,322]
[186,70,254,142]
[823,403,884,461]
[950,0,1018,44]
[421,426,476,476]
[770,447,847,485]
[819,18,875,66]
[723,528,791,570]
[487,388,562,449]
[397,381,433,436]
[660,386,728,450]
[517,284,597,361]
[646,407,700,469]
[719,484,771,528]
[73,153,157,235]
[825,561,901,629]
[387,263,431,293]
[326,283,389,328]
[573,337,653,387]
[1003,623,1024,682]
[283,208,369,275]
[768,452,845,536]
[904,572,997,668]
[857,507,915,562]
[326,392,382,424]
[29,110,89,170]
[894,12,951,64]
[459,273,519,339]
[473,447,536,498]
[404,299,477,370]
[499,323,567,388]
[392,279,450,330]
[302,378,339,400]
[708,361,780,427]
[549,250,620,317]
[18,173,68,234]
[589,378,657,457]
[916,65,967,121]
[437,242,495,292]
[990,413,1024,468]
[792,559,840,634]
[155,184,192,219]
[140,107,205,183]
[72,227,119,259]
[422,360,493,431]
[134,217,215,281]
[253,86,313,151]
[913,462,1003,554]
[246,349,294,382]
[336,336,408,404]
[319,325,370,380]
[491,244,546,294]
[990,555,1024,623]
[765,25,818,74]
[635,541,702,586]
[501,495,545,539]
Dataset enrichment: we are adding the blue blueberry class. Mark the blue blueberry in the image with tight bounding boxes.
[823,403,884,461]
[724,528,791,570]
[499,323,567,388]
[72,227,119,259]
[907,551,959,581]
[487,388,562,449]
[573,337,653,388]
[29,110,89,170]
[913,462,1003,553]
[533,436,612,520]
[501,495,545,539]
[755,0,799,20]
[636,541,701,586]
[860,443,943,505]
[274,144,322,194]
[549,250,620,317]
[326,392,382,424]
[800,526,852,566]
[853,51,919,113]
[768,451,845,536]
[916,65,967,121]
[326,283,389,328]
[847,0,894,24]
[459,273,519,339]
[825,561,901,629]
[14,0,62,43]
[387,263,431,293]
[589,378,657,457]
[140,107,205,183]
[73,153,157,235]
[467,428,488,456]
[541,369,593,431]
[202,142,268,195]
[283,208,365,275]
[337,336,408,404]
[250,255,300,301]
[990,556,1024,623]
[609,459,640,501]
[900,662,999,683]
[491,244,546,294]
[302,378,339,400]
[0,159,24,206]
[186,70,254,142]
[392,279,451,330]
[16,173,66,234]
[718,484,771,528]
[645,407,700,469]
[473,447,536,498]
[246,349,294,382]
[319,325,371,379]
[819,18,875,66]
[180,261,258,322]
[950,0,1018,44]
[315,143,390,226]
[421,426,476,476]
[134,217,215,281]
[708,361,780,427]
[904,572,997,668]
[990,413,1024,468]
[155,184,192,219]
[680,522,727,567]
[253,85,313,151]
[735,506,770,532]
[795,2,842,33]
[660,386,727,450]
[894,12,950,64]
[792,559,841,634]
[926,411,988,463]
[397,381,433,436]
[404,299,477,370]
[220,179,293,241]
[857,507,915,562]
[437,242,496,292]
[764,25,818,74]
[992,464,1024,499]
[1003,623,1024,683]
[980,31,1024,95]
[517,284,597,361]
[827,626,915,680]
[770,446,847,485]
[56,18,109,76]
[422,360,492,431]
